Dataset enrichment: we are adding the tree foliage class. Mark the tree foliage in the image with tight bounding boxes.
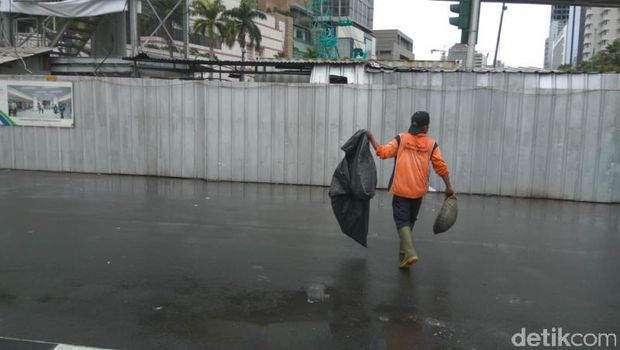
[578,39,620,72]
[224,0,267,54]
[191,0,236,55]
[141,0,268,67]
[303,47,318,59]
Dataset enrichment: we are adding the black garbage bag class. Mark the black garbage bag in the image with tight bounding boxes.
[329,130,377,247]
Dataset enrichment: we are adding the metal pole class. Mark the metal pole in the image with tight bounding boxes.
[184,0,190,59]
[0,14,12,46]
[466,0,480,69]
[130,0,139,57]
[493,3,506,68]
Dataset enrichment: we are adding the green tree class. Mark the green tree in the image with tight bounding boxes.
[578,39,620,72]
[303,47,318,59]
[557,64,575,72]
[191,0,230,60]
[225,0,267,80]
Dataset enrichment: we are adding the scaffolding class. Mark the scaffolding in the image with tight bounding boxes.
[0,0,191,59]
[307,0,339,59]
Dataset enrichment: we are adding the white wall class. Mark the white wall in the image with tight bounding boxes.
[0,73,618,203]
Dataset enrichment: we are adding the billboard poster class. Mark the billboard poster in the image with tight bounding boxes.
[0,80,74,127]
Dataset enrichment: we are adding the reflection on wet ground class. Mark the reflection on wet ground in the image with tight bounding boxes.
[0,170,618,349]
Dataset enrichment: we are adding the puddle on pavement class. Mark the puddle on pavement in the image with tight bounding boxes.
[131,277,460,349]
[305,283,330,304]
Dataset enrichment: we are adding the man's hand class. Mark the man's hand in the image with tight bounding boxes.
[445,188,455,198]
[440,174,455,198]
[366,131,379,150]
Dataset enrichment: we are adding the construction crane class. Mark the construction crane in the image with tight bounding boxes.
[431,49,447,61]
[307,0,339,59]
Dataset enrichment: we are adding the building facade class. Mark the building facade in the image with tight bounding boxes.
[564,6,586,67]
[136,0,287,61]
[258,0,375,59]
[447,43,486,68]
[551,24,567,68]
[544,5,569,69]
[544,4,589,69]
[582,7,620,61]
[326,0,375,58]
[373,29,414,61]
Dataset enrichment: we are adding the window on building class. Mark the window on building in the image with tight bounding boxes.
[340,0,350,17]
[294,27,308,42]
[364,36,373,57]
[398,37,412,51]
[378,50,391,55]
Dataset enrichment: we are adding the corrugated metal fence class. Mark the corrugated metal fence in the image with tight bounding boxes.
[0,73,618,202]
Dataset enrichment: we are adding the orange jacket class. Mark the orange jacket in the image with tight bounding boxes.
[376,133,449,199]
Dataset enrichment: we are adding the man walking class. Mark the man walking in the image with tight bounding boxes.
[367,111,454,269]
[59,103,66,119]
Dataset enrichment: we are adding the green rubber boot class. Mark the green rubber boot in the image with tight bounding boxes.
[398,226,419,269]
[399,224,415,256]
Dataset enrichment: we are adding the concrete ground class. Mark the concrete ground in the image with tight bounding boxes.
[0,170,618,350]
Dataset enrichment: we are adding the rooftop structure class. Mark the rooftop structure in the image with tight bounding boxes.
[374,29,414,61]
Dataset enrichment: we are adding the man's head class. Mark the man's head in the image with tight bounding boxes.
[408,111,430,134]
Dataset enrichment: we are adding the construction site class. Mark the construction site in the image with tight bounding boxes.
[0,0,619,349]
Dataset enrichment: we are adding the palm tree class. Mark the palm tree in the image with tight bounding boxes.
[191,0,228,60]
[225,0,266,81]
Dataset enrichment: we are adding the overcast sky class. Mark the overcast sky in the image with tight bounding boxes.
[374,0,552,68]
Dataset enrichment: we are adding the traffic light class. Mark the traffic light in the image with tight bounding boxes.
[449,0,471,44]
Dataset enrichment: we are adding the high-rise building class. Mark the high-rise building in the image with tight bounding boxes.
[551,5,570,22]
[564,6,586,67]
[544,38,551,68]
[544,5,569,69]
[551,24,568,68]
[582,7,620,61]
[447,44,486,68]
[333,0,375,58]
[331,0,373,31]
[544,5,586,69]
[259,0,375,59]
[374,29,414,61]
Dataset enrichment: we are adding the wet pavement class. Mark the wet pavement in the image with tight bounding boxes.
[0,170,618,350]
